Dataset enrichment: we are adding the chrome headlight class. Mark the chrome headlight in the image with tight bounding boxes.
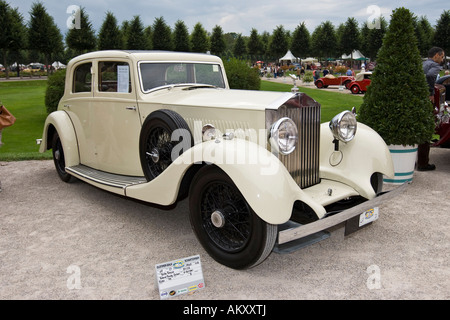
[270,117,298,155]
[329,111,357,142]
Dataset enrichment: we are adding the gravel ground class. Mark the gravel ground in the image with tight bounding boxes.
[0,147,449,300]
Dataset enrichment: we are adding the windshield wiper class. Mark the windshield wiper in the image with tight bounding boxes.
[182,84,218,90]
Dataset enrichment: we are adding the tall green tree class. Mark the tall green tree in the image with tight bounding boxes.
[190,22,209,53]
[247,28,263,59]
[28,2,63,74]
[126,15,147,49]
[414,16,434,57]
[98,11,123,50]
[0,1,27,78]
[152,17,173,50]
[269,25,288,58]
[210,25,226,56]
[291,22,310,58]
[173,20,190,52]
[311,21,337,59]
[233,33,247,58]
[66,7,97,55]
[360,16,387,61]
[340,17,360,59]
[358,7,434,146]
[434,10,450,55]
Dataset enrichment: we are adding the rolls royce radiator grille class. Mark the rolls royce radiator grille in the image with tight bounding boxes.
[266,93,321,189]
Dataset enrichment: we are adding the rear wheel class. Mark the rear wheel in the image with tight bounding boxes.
[51,132,72,182]
[189,165,277,269]
[351,85,360,94]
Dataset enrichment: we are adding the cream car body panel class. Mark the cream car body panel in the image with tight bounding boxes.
[39,111,79,167]
[126,123,394,225]
[40,50,401,269]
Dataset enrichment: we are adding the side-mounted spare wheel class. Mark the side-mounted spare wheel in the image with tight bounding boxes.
[139,109,194,181]
[189,165,277,269]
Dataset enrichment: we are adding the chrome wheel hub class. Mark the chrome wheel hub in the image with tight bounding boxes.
[211,210,226,228]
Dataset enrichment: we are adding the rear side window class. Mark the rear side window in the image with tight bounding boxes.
[98,61,132,93]
[73,63,92,93]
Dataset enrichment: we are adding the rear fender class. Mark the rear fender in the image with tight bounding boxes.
[40,111,79,167]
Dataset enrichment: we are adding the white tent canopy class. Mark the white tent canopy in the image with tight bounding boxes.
[52,61,66,69]
[301,57,318,63]
[279,50,298,62]
[342,50,367,60]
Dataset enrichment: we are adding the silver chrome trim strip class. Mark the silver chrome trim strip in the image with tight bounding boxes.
[278,183,409,244]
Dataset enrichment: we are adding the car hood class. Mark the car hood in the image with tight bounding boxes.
[139,87,295,111]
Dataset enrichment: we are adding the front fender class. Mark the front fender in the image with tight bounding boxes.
[40,111,79,167]
[319,122,394,199]
[126,139,326,225]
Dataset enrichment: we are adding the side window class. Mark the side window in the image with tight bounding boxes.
[73,63,92,93]
[98,61,132,93]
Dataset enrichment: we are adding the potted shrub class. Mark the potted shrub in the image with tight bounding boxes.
[303,71,314,85]
[358,7,435,184]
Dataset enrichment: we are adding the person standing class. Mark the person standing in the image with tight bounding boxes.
[419,47,445,171]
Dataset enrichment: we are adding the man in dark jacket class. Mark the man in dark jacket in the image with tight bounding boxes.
[418,47,445,171]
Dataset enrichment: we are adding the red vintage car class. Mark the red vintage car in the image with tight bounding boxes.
[433,83,450,147]
[314,75,354,89]
[348,71,372,94]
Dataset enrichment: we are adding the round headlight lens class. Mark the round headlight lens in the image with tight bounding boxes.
[329,111,357,142]
[270,117,298,155]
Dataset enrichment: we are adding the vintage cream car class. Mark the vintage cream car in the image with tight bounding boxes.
[39,50,402,269]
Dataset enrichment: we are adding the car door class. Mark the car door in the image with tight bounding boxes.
[64,60,96,169]
[90,59,143,176]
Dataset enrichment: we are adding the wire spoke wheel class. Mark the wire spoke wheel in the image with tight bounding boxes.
[200,182,252,253]
[139,109,193,181]
[189,166,277,269]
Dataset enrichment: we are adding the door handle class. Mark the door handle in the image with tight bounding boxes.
[126,106,137,111]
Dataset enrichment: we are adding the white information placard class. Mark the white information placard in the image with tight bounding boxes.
[117,65,129,93]
[155,255,205,299]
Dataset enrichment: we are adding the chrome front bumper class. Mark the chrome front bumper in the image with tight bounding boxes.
[278,183,408,245]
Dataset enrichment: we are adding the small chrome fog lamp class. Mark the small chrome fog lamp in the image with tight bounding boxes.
[202,124,216,141]
[329,110,357,143]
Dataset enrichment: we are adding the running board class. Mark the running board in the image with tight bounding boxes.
[66,165,147,189]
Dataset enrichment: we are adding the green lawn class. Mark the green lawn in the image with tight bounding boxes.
[0,80,52,161]
[260,80,364,122]
[0,79,364,161]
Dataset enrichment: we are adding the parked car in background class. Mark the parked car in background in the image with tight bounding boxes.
[433,83,450,147]
[348,71,372,94]
[38,50,401,270]
[315,75,355,89]
[436,75,450,102]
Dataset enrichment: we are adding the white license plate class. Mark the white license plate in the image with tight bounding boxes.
[359,207,379,227]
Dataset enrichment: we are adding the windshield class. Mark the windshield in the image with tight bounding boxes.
[139,62,226,92]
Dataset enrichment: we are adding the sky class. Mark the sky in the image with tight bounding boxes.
[5,0,448,36]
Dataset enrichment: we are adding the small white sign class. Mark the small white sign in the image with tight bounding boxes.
[359,207,379,227]
[155,255,205,299]
[117,65,129,93]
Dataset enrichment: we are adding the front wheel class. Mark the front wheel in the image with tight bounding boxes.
[189,165,277,269]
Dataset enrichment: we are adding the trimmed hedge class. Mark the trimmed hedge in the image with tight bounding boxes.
[45,69,66,114]
[223,58,261,90]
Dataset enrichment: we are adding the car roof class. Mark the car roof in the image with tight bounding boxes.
[68,50,223,65]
